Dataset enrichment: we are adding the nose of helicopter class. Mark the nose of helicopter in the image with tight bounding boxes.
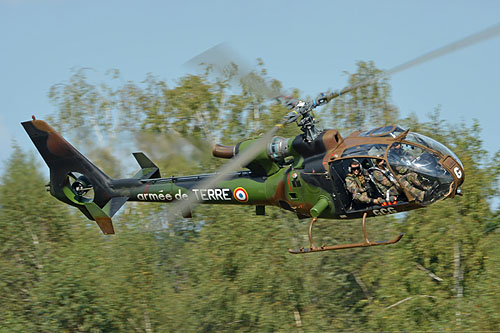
[387,139,465,203]
[393,131,465,200]
[442,154,465,198]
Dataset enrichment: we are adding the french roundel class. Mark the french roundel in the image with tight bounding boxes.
[233,187,249,202]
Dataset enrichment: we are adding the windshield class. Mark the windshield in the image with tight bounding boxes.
[405,132,463,168]
[387,142,454,204]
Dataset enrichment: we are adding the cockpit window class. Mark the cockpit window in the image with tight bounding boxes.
[342,144,387,157]
[330,157,408,213]
[358,125,406,138]
[387,142,454,204]
[404,132,463,168]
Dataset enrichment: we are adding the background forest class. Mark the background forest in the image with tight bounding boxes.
[1,62,499,332]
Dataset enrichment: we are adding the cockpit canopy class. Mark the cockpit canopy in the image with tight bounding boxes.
[404,132,463,169]
[386,142,454,202]
[331,126,464,211]
[351,126,462,166]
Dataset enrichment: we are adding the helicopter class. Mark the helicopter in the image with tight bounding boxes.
[22,23,500,254]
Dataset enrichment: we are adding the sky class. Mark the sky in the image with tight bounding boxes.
[1,0,500,171]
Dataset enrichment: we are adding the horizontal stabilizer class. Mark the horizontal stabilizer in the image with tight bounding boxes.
[104,196,129,218]
[132,152,161,179]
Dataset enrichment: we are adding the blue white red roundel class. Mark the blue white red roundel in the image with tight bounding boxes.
[233,187,249,202]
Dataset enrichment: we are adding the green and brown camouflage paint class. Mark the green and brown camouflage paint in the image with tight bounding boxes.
[22,119,464,236]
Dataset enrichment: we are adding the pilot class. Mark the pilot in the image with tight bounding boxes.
[371,158,400,202]
[345,160,383,206]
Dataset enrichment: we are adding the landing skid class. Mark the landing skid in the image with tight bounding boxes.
[289,212,404,254]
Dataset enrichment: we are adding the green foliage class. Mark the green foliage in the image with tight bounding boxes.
[0,145,72,330]
[3,60,499,331]
[327,61,398,131]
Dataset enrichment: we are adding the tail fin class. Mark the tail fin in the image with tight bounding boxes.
[132,152,161,179]
[22,118,126,234]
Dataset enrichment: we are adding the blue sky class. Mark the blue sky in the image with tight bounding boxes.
[1,0,500,169]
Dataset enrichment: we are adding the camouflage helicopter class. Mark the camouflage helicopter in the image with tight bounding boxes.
[23,23,500,254]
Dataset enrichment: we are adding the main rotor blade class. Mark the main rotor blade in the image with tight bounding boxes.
[326,22,500,102]
[168,119,286,223]
[185,42,253,75]
[185,42,281,99]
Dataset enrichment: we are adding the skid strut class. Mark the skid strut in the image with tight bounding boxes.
[289,212,404,254]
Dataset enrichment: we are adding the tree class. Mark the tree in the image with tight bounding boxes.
[327,61,398,131]
[0,145,71,330]
[4,59,498,331]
